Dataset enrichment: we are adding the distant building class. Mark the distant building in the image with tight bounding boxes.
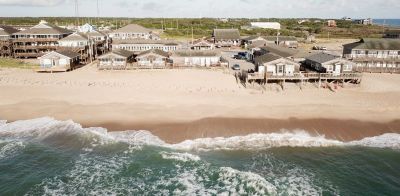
[383,29,400,39]
[305,53,354,75]
[250,22,281,30]
[171,50,221,67]
[78,23,96,33]
[112,39,179,53]
[109,24,158,40]
[327,20,337,27]
[254,53,300,76]
[242,36,298,49]
[97,49,135,70]
[0,25,19,57]
[343,38,400,72]
[38,50,80,72]
[212,29,241,47]
[265,36,298,48]
[298,19,310,24]
[342,17,352,21]
[135,49,170,68]
[12,20,72,58]
[354,18,373,25]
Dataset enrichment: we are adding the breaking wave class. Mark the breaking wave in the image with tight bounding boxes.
[0,117,399,151]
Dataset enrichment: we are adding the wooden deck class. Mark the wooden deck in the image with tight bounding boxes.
[242,72,363,90]
[245,72,362,81]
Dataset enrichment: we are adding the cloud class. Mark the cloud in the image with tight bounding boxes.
[0,0,65,6]
[0,0,398,18]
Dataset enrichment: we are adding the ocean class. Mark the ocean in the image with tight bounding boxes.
[1,118,399,195]
[373,19,400,27]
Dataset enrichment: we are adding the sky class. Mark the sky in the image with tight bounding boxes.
[0,0,399,19]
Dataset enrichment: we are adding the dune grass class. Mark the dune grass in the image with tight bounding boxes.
[0,58,38,69]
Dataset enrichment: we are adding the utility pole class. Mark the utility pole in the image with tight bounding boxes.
[191,26,194,45]
[74,0,80,26]
[97,0,100,26]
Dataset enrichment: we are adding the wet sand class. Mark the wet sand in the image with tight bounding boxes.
[91,118,400,143]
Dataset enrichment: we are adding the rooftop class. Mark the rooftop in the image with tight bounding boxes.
[254,53,282,64]
[213,29,240,40]
[344,38,400,50]
[13,21,72,35]
[173,50,219,57]
[112,38,179,45]
[0,25,19,36]
[59,32,88,42]
[113,24,151,34]
[137,49,169,57]
[306,53,341,64]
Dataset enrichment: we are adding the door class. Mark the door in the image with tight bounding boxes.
[334,64,341,76]
[277,64,284,76]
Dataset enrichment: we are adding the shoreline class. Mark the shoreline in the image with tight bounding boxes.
[3,116,399,144]
[87,117,400,143]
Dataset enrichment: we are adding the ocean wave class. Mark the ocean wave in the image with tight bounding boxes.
[1,117,399,151]
[170,132,344,151]
[160,151,201,162]
[218,167,278,195]
[0,140,25,159]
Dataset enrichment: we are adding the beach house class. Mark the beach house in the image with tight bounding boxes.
[383,29,400,39]
[265,36,299,49]
[58,32,94,64]
[250,22,281,30]
[327,20,337,27]
[305,53,354,75]
[86,30,110,56]
[254,53,300,77]
[109,24,158,40]
[171,50,221,67]
[248,45,315,63]
[38,50,80,72]
[97,49,134,70]
[135,49,170,68]
[112,39,179,53]
[243,36,298,49]
[343,38,400,72]
[212,29,241,47]
[12,20,72,58]
[190,40,214,50]
[0,25,19,57]
[242,36,267,48]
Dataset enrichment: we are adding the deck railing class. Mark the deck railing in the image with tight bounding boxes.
[12,38,60,42]
[256,72,363,80]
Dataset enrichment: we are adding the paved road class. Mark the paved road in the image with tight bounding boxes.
[221,51,256,72]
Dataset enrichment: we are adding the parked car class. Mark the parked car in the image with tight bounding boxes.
[232,64,241,70]
[234,55,246,60]
[312,46,327,50]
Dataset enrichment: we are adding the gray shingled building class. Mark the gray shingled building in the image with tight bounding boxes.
[212,29,241,47]
[343,38,400,72]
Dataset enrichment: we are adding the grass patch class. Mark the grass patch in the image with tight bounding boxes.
[0,58,38,69]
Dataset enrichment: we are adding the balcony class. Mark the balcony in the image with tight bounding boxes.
[13,45,58,50]
[13,38,60,42]
[14,53,42,57]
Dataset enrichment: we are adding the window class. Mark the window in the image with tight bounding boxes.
[344,64,352,71]
[327,65,334,72]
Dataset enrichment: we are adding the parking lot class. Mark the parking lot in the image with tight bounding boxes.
[221,51,256,72]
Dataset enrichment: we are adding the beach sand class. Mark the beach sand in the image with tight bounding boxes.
[1,64,400,143]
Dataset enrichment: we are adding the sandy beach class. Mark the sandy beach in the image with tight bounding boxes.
[1,64,400,143]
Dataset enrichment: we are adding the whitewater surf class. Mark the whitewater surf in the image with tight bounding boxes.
[1,118,399,195]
